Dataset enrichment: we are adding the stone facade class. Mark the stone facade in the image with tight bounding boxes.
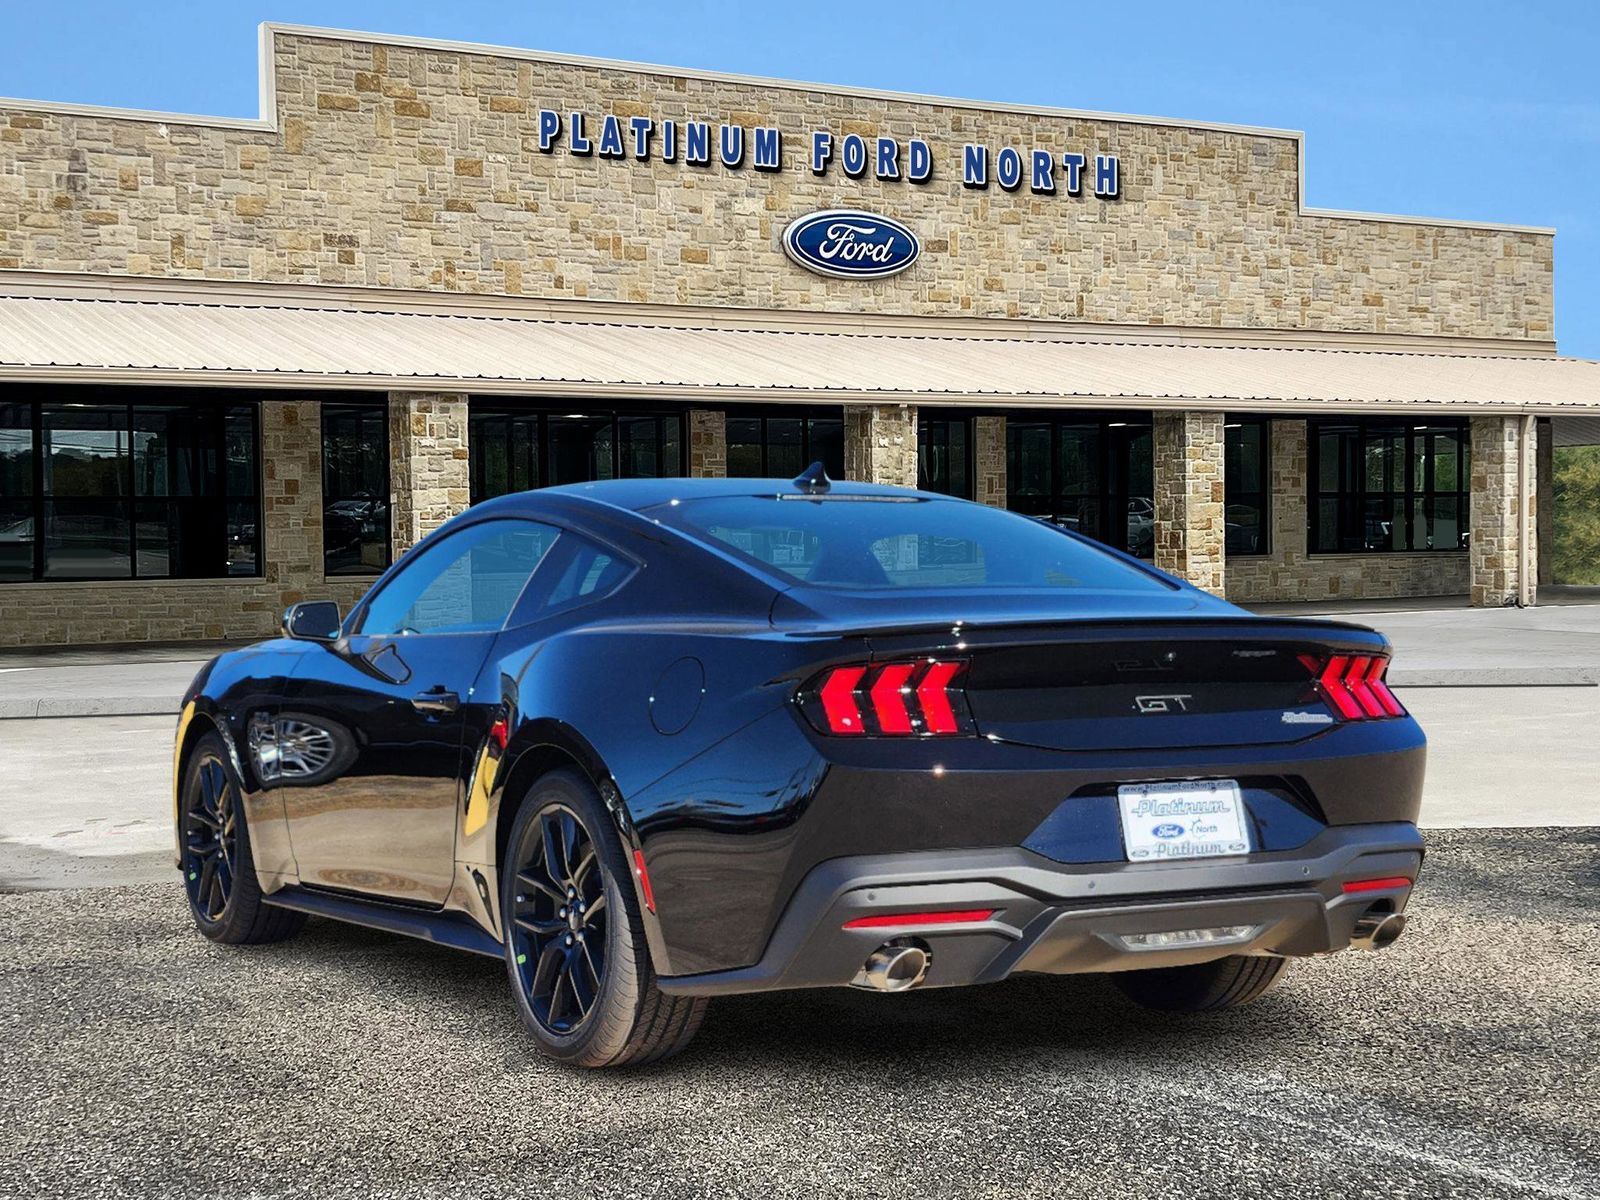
[1537,418,1554,587]
[0,28,1562,643]
[1225,420,1472,603]
[0,399,369,648]
[0,29,1551,340]
[973,415,1006,507]
[844,403,918,487]
[1153,412,1226,596]
[688,409,726,478]
[387,391,470,556]
[1469,416,1536,607]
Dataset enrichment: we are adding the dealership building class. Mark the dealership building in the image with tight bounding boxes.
[2,24,1598,646]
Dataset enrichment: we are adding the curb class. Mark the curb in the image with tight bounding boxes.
[0,698,180,720]
[1389,667,1600,688]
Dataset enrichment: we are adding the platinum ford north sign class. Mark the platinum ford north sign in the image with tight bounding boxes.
[782,210,921,280]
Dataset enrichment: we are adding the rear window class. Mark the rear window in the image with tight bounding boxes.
[648,495,1173,592]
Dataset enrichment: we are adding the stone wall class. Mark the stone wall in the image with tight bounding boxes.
[688,409,727,478]
[1537,418,1553,587]
[1225,420,1471,603]
[0,399,370,648]
[1153,412,1226,596]
[973,415,1006,507]
[0,29,1551,341]
[388,391,470,556]
[844,404,918,486]
[1469,415,1536,607]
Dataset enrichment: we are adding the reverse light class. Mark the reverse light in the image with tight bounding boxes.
[801,660,974,737]
[1306,653,1405,722]
[1117,925,1260,951]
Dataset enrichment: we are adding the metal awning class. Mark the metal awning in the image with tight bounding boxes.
[3,294,1600,413]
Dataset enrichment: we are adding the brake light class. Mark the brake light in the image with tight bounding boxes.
[818,665,868,735]
[801,659,973,737]
[869,663,918,734]
[1307,653,1405,722]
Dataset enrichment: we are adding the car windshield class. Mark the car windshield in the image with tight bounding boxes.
[647,494,1174,592]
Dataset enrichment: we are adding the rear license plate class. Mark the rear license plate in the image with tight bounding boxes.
[1117,780,1251,862]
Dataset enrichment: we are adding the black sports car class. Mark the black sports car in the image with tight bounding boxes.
[174,469,1423,1067]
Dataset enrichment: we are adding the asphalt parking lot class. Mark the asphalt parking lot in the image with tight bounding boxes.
[1,828,1596,1199]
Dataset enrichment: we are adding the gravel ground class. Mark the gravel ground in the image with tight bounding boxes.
[1,829,1596,1200]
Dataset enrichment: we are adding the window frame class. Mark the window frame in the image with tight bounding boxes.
[321,401,392,579]
[1307,417,1470,555]
[0,389,264,585]
[723,406,846,481]
[1223,416,1272,558]
[916,413,975,499]
[467,402,690,504]
[1003,411,1155,559]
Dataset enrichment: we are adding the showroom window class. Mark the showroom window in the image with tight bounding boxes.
[1224,418,1271,556]
[1309,419,1470,553]
[1006,414,1154,558]
[917,416,972,499]
[468,405,685,503]
[0,389,261,583]
[725,409,844,481]
[322,403,390,577]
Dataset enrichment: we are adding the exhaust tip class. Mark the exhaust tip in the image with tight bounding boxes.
[854,939,931,992]
[1351,910,1407,951]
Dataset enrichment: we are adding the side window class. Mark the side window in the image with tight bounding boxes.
[360,519,559,636]
[530,536,635,619]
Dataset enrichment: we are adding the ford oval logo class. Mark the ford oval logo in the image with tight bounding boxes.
[782,209,920,280]
[1152,823,1185,839]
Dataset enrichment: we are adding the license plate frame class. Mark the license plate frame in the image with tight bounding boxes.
[1116,779,1252,863]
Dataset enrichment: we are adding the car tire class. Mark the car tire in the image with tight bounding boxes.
[179,731,306,945]
[1111,954,1289,1012]
[501,768,707,1068]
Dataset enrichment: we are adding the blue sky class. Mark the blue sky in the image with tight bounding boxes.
[2,1,1596,355]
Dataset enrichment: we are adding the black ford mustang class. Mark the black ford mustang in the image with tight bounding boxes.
[173,470,1423,1067]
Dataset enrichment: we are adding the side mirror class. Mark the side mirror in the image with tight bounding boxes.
[282,600,342,642]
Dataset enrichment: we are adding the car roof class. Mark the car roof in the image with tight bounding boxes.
[493,476,949,514]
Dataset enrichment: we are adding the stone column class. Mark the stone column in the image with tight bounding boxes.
[973,414,1007,507]
[389,391,470,558]
[260,399,325,606]
[1152,411,1226,595]
[1470,415,1537,607]
[844,403,917,487]
[688,409,727,478]
[1537,417,1553,588]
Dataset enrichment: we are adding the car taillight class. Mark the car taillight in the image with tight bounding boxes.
[800,659,974,737]
[1302,652,1405,721]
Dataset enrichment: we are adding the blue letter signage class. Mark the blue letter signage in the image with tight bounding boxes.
[782,209,921,280]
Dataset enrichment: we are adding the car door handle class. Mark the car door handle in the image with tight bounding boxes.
[411,688,460,715]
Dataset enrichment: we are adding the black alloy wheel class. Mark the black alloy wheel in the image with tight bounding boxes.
[184,754,239,922]
[508,804,609,1034]
[501,769,706,1067]
[178,731,305,945]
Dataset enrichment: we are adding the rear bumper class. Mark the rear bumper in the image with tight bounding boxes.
[656,822,1421,996]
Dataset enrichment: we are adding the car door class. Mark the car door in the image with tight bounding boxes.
[279,517,560,905]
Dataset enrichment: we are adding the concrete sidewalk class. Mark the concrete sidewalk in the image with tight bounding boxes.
[4,597,1600,719]
[0,642,235,719]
